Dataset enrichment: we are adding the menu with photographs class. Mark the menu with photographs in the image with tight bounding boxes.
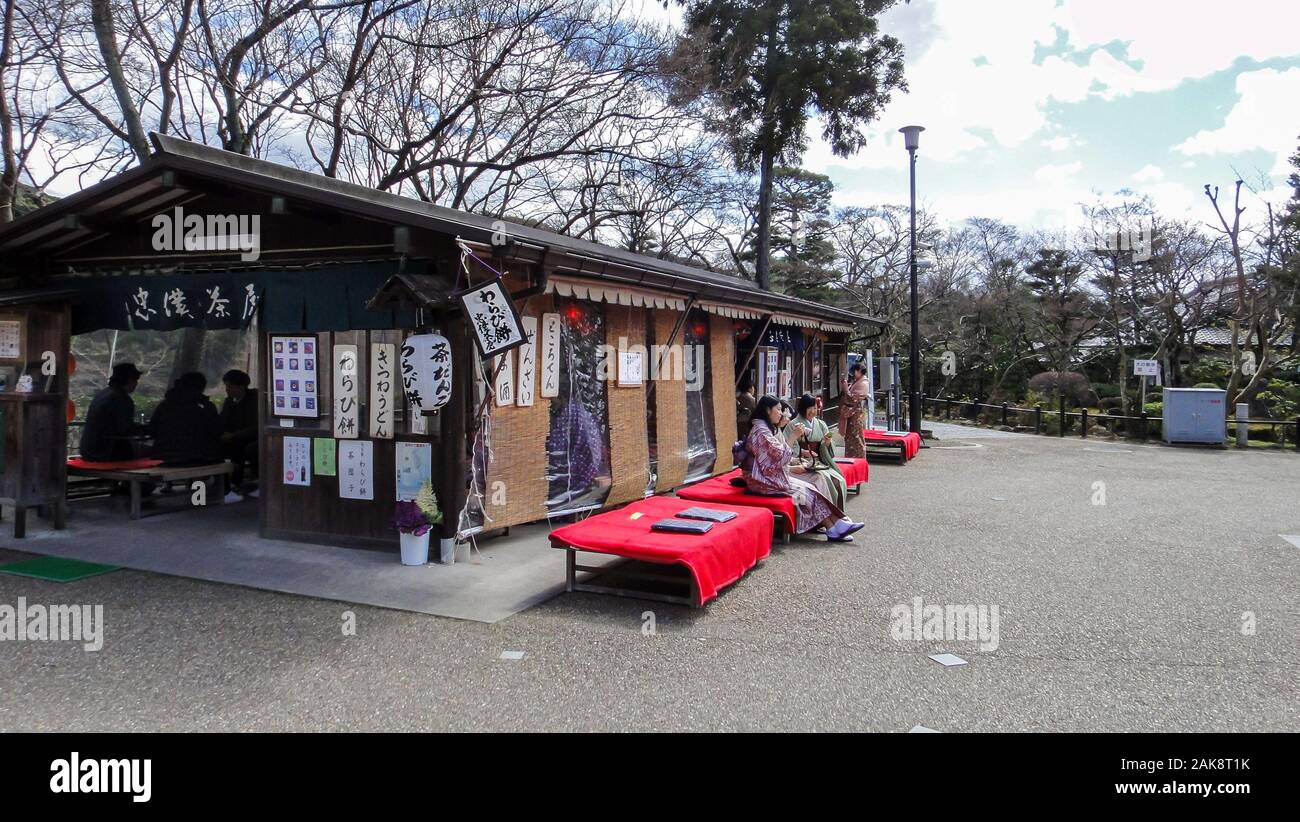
[271,335,319,418]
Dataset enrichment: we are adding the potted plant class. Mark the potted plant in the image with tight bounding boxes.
[394,481,442,565]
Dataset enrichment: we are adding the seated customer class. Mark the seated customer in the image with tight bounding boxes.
[80,362,147,462]
[219,369,259,500]
[785,392,848,508]
[741,394,865,542]
[149,372,222,466]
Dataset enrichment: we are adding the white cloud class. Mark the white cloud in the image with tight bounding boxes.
[1034,161,1083,185]
[1175,67,1300,178]
[1132,164,1164,182]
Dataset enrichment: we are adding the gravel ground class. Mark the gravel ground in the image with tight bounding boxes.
[1,430,1296,732]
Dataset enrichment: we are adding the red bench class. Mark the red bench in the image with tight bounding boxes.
[862,429,921,463]
[674,469,798,542]
[549,496,773,607]
[833,457,869,493]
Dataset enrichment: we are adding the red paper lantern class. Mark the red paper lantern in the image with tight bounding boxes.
[66,399,76,422]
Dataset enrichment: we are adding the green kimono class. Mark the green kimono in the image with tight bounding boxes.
[787,416,848,508]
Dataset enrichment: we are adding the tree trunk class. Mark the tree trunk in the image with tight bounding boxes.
[91,0,151,163]
[756,143,774,291]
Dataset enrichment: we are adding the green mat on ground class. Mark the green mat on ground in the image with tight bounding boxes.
[0,556,121,583]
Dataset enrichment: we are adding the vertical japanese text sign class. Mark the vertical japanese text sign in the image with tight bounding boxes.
[369,343,395,439]
[540,313,561,399]
[516,316,537,407]
[333,344,359,439]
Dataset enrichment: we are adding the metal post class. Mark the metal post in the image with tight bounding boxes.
[1235,403,1249,448]
[946,398,952,419]
[1081,407,1088,439]
[1140,410,1149,443]
[1035,404,1042,435]
[1001,402,1008,427]
[906,146,922,436]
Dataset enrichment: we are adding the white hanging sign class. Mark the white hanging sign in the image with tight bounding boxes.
[459,279,526,357]
[619,350,644,387]
[540,313,561,399]
[338,440,373,500]
[494,350,515,406]
[332,344,359,439]
[516,316,537,407]
[400,333,453,413]
[369,343,395,439]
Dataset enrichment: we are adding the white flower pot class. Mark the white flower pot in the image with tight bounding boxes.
[399,531,431,565]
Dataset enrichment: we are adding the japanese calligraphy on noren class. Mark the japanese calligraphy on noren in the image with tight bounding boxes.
[333,344,359,439]
[459,279,526,357]
[516,316,537,407]
[369,343,395,439]
[540,313,561,399]
[270,335,319,418]
[494,349,514,407]
[399,333,453,414]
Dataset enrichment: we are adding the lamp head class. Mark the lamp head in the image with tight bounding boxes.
[899,125,925,151]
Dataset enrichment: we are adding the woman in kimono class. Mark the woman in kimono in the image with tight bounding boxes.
[786,393,849,509]
[743,395,865,542]
[839,361,870,458]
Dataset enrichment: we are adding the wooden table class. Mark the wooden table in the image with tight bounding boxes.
[67,462,235,520]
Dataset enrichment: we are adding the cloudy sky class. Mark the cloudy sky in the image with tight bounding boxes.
[644,0,1300,231]
[815,0,1300,229]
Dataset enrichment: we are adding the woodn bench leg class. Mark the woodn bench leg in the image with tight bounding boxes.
[129,481,142,520]
[13,506,26,538]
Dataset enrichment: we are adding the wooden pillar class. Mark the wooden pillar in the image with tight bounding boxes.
[438,312,472,541]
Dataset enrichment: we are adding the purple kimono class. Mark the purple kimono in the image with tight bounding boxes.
[743,419,843,533]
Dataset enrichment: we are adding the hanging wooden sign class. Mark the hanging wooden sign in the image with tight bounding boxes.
[459,279,526,357]
[494,350,515,406]
[516,316,537,407]
[333,344,359,439]
[540,312,561,399]
[400,333,452,415]
[369,343,395,439]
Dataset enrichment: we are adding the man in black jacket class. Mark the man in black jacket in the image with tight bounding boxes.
[219,369,259,498]
[149,372,223,465]
[80,362,146,462]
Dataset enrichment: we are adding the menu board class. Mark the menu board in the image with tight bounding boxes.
[338,440,373,500]
[271,335,319,418]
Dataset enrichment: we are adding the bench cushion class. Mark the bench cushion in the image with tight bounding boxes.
[549,496,772,606]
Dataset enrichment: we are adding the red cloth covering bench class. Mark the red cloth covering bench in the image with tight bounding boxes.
[834,457,869,491]
[549,495,772,607]
[67,458,164,470]
[863,429,921,461]
[674,468,797,541]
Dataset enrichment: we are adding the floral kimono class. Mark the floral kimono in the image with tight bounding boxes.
[787,415,848,508]
[840,376,869,458]
[744,419,843,533]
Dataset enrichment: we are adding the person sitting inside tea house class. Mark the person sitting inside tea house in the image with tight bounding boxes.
[219,368,260,501]
[149,371,223,466]
[80,362,148,462]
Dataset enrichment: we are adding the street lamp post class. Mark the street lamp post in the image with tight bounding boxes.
[899,125,925,435]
